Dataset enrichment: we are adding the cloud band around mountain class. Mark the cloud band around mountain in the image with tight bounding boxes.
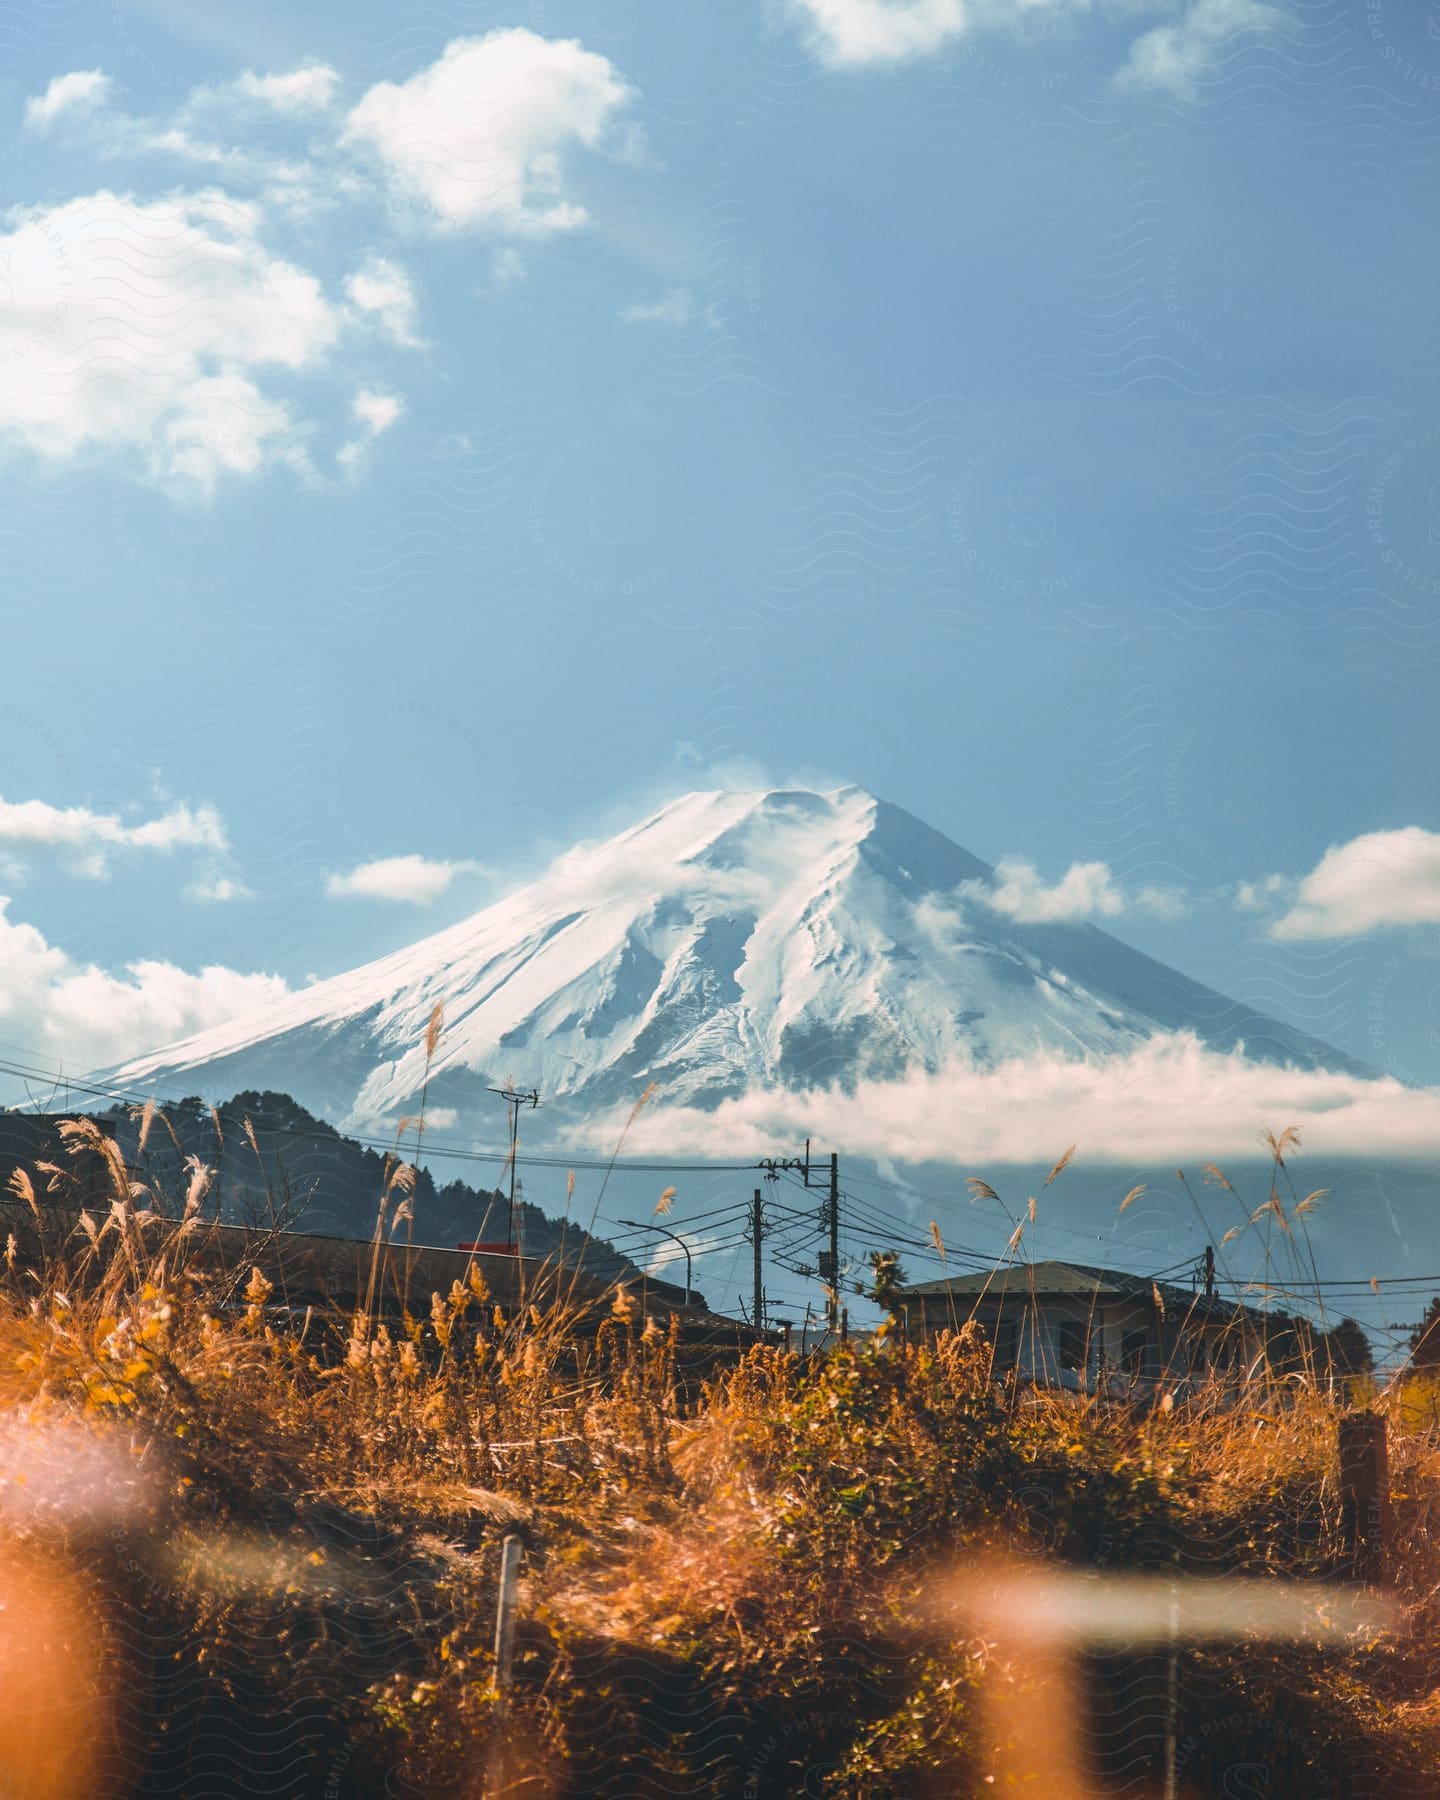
[576,1033,1440,1166]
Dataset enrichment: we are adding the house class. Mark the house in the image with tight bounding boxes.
[895,1259,1271,1393]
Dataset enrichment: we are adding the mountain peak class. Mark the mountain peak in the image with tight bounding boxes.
[112,788,1361,1136]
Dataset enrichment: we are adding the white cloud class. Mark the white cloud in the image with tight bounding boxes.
[0,794,226,878]
[0,898,290,1073]
[351,389,403,435]
[233,65,342,113]
[0,189,404,498]
[185,871,252,903]
[1235,872,1290,912]
[1115,0,1281,96]
[343,29,635,234]
[325,855,485,904]
[337,389,403,472]
[572,1034,1440,1166]
[788,0,1277,81]
[788,0,969,67]
[344,254,420,345]
[620,286,722,329]
[24,70,112,132]
[958,857,1184,924]
[1260,828,1440,941]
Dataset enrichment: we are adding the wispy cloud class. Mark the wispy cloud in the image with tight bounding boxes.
[325,855,485,904]
[620,287,721,329]
[185,871,253,903]
[958,857,1184,924]
[344,254,420,345]
[1243,827,1440,941]
[1115,0,1284,97]
[338,388,405,472]
[788,0,1282,86]
[23,69,111,132]
[233,64,342,113]
[20,67,309,186]
[0,794,227,879]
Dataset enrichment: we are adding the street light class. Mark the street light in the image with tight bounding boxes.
[619,1218,693,1305]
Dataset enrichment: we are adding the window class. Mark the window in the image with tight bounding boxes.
[990,1313,1018,1369]
[1058,1319,1088,1372]
[1122,1329,1149,1375]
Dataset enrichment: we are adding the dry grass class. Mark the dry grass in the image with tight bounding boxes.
[0,1116,1438,1795]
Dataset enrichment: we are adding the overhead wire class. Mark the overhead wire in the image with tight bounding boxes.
[6,1047,1439,1317]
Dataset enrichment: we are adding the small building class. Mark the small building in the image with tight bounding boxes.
[895,1260,1269,1393]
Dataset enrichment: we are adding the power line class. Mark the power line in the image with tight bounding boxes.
[0,1053,763,1174]
[8,1049,1440,1302]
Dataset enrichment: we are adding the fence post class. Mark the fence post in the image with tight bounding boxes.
[1162,1586,1179,1800]
[491,1532,524,1788]
[1338,1411,1388,1582]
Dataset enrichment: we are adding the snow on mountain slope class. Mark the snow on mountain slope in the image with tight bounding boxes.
[110,787,1367,1136]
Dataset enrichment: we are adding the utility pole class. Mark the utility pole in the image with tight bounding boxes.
[758,1139,842,1337]
[489,1085,540,1252]
[751,1187,764,1335]
[827,1151,839,1334]
[1203,1243,1216,1300]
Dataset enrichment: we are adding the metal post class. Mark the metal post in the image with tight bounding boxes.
[489,1086,539,1253]
[752,1187,764,1334]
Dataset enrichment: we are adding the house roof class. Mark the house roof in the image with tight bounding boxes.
[897,1259,1256,1324]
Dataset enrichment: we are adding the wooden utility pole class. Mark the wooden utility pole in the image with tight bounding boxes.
[751,1187,764,1335]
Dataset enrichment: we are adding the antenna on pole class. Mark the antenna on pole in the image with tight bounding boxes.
[489,1085,540,1253]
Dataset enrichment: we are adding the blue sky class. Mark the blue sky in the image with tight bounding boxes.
[1,0,1439,1100]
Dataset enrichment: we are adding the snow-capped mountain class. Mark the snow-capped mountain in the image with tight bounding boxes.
[112,787,1363,1135]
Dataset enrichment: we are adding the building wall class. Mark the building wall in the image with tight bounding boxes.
[903,1291,1263,1390]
